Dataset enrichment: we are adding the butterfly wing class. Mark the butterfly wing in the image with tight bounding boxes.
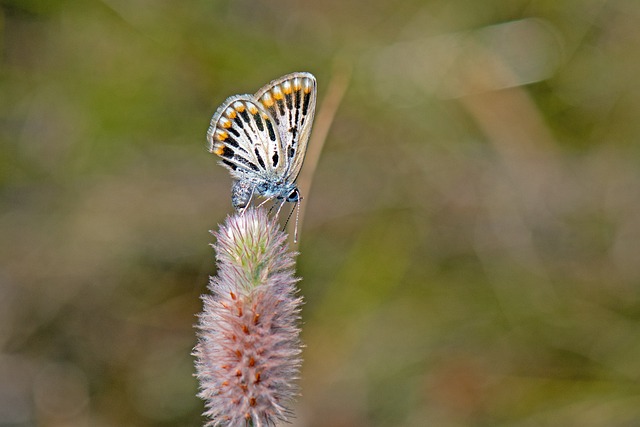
[253,72,317,182]
[207,94,282,181]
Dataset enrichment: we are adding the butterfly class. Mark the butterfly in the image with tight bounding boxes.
[207,72,317,215]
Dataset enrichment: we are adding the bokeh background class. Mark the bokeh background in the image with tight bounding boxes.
[2,0,640,425]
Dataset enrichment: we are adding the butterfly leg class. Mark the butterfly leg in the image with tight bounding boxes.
[281,200,301,242]
[257,197,274,209]
[275,198,287,216]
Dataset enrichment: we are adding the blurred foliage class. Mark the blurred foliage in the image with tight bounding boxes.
[2,0,640,426]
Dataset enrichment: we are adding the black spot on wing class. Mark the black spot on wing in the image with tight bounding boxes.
[285,91,293,110]
[266,119,276,141]
[302,92,311,116]
[295,88,301,109]
[220,146,234,158]
[228,126,240,137]
[272,152,279,167]
[233,116,244,128]
[276,99,285,116]
[254,148,266,169]
[222,135,247,154]
[222,159,237,170]
[236,156,259,172]
[294,90,301,125]
[289,147,295,158]
[253,113,264,131]
[225,136,239,148]
[239,109,251,124]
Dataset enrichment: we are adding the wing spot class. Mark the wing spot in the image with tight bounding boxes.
[222,160,237,170]
[232,101,245,113]
[261,93,274,108]
[220,117,232,128]
[282,80,293,94]
[212,144,224,156]
[225,136,239,148]
[272,86,284,100]
[214,144,234,159]
[294,90,301,125]
[272,152,279,167]
[253,113,264,131]
[239,109,251,124]
[285,91,293,110]
[266,119,276,141]
[215,130,228,141]
[276,99,285,116]
[295,87,301,110]
[302,92,311,116]
[289,147,295,158]
[236,156,259,172]
[225,107,237,119]
[303,77,313,94]
[254,148,266,169]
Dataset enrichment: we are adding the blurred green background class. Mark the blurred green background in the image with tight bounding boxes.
[2,0,640,426]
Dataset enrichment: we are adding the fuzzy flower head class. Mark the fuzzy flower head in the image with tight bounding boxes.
[194,207,302,427]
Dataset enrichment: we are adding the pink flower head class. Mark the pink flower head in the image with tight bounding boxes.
[194,208,302,426]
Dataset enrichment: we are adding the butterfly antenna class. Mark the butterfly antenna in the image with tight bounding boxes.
[293,198,301,243]
[282,194,302,243]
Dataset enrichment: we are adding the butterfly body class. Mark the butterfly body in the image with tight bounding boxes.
[207,72,317,210]
[230,174,299,210]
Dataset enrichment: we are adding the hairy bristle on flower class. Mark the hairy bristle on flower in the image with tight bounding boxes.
[194,207,303,427]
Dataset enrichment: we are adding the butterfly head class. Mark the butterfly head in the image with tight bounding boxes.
[285,187,301,203]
